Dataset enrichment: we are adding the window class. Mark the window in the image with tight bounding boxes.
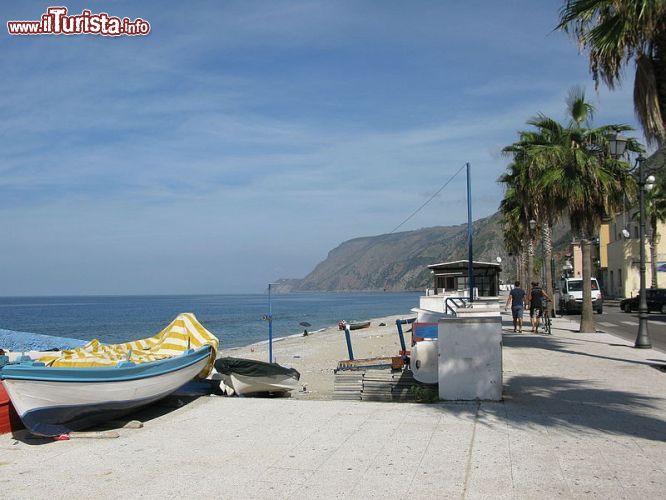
[566,279,599,292]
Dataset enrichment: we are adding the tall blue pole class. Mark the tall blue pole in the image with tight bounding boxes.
[268,283,274,363]
[344,326,354,360]
[466,162,474,302]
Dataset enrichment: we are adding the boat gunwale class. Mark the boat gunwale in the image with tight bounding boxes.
[0,345,213,383]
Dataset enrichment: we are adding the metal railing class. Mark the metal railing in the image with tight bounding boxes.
[445,297,469,316]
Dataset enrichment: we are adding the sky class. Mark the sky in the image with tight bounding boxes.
[0,1,642,295]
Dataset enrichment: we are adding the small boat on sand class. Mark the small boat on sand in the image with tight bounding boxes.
[0,313,218,436]
[338,320,371,331]
[214,357,300,396]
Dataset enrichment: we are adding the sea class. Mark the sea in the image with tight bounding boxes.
[0,292,422,350]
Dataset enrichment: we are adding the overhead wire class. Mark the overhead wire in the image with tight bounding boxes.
[294,163,469,290]
[389,163,467,234]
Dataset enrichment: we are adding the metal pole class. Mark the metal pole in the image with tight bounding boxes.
[636,157,652,348]
[268,283,274,362]
[466,162,474,302]
[344,326,354,360]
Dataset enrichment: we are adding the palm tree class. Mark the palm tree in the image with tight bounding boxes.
[557,0,666,147]
[503,125,564,314]
[528,88,639,332]
[499,186,528,284]
[536,217,559,319]
[498,155,536,284]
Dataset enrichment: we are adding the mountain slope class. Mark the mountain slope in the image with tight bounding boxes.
[278,211,511,292]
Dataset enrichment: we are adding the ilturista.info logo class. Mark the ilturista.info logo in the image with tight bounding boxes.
[7,6,151,36]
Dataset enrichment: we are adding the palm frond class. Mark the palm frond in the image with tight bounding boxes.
[557,0,666,146]
[634,53,666,146]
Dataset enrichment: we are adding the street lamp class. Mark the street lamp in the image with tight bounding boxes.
[635,155,655,349]
[562,260,573,278]
[607,132,628,158]
[608,131,655,349]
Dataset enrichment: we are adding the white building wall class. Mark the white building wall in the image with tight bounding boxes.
[437,316,502,401]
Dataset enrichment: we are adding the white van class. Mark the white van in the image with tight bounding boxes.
[558,277,603,314]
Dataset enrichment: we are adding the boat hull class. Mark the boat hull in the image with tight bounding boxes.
[214,357,300,396]
[1,346,212,436]
[338,321,371,331]
[220,372,299,396]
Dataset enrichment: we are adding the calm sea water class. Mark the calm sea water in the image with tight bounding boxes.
[0,292,422,348]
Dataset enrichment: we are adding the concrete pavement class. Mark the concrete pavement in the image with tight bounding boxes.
[1,312,665,499]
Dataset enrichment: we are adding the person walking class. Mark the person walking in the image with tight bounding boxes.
[505,281,526,333]
[528,281,551,333]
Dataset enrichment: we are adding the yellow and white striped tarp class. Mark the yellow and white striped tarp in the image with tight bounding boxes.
[38,313,219,378]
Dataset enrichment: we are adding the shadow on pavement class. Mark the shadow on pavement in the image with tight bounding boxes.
[470,332,666,442]
[495,375,666,442]
[9,393,205,446]
[502,332,666,368]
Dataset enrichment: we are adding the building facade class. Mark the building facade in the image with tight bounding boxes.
[427,260,502,297]
[599,212,666,298]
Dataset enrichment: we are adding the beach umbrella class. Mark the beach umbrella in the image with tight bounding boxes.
[299,322,311,327]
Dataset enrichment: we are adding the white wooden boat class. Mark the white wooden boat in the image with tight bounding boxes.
[214,357,300,396]
[0,313,218,436]
[0,346,214,436]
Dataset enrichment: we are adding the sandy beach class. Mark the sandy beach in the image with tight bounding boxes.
[221,314,410,400]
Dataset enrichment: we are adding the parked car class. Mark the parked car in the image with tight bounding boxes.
[558,277,603,314]
[620,288,666,313]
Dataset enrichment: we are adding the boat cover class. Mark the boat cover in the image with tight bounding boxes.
[215,357,300,380]
[37,313,218,378]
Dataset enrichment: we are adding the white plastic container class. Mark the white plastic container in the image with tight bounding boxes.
[411,339,438,384]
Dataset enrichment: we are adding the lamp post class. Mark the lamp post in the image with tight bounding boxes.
[635,155,656,348]
[608,133,655,349]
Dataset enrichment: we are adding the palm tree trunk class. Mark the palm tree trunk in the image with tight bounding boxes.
[521,245,528,286]
[527,237,534,286]
[543,222,554,316]
[579,239,595,333]
[650,214,658,288]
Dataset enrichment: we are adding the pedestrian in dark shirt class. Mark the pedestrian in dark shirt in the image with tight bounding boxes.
[528,281,551,333]
[505,281,526,333]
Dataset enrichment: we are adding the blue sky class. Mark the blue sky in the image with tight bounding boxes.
[1,1,640,295]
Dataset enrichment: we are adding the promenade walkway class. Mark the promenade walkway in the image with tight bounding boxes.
[1,312,665,499]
